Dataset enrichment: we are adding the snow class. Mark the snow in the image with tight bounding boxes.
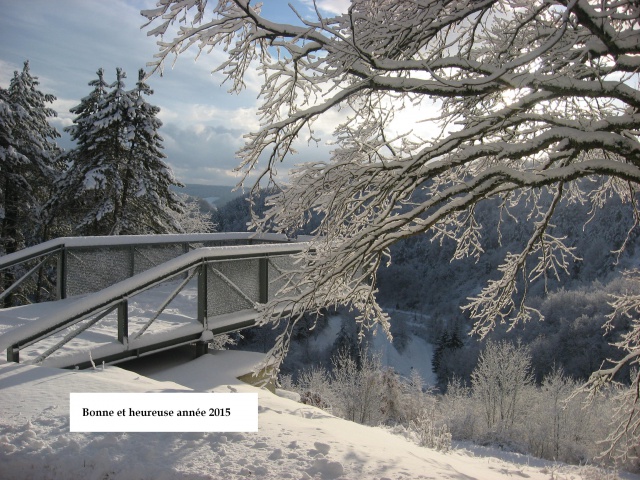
[3,349,631,480]
[0,239,636,478]
[0,277,269,368]
[0,241,308,361]
[0,232,294,269]
[370,323,436,385]
[371,309,437,385]
[296,313,437,386]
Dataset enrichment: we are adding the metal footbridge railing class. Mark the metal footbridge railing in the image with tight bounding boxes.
[0,233,307,369]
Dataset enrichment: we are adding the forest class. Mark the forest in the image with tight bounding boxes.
[213,187,640,469]
[0,62,185,262]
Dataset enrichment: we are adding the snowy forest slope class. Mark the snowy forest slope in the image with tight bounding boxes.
[214,189,640,389]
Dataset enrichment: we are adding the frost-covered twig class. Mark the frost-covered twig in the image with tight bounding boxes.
[143,0,640,458]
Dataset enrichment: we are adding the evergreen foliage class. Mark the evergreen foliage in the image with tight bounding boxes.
[0,61,61,255]
[432,330,463,371]
[51,68,183,235]
[0,62,62,305]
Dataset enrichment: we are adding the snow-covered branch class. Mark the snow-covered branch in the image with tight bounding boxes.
[144,0,640,457]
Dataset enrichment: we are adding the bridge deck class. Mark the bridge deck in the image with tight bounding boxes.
[0,279,262,369]
[0,238,307,369]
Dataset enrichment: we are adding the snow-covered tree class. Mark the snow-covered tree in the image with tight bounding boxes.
[53,68,183,235]
[170,194,216,233]
[471,340,533,432]
[125,69,185,234]
[66,68,109,149]
[46,68,109,235]
[142,0,640,454]
[0,61,61,255]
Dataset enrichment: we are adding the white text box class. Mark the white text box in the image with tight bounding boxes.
[70,392,258,432]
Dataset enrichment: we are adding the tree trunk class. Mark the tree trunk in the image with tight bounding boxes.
[2,175,17,307]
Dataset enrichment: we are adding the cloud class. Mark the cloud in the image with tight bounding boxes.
[300,0,350,15]
[50,98,77,128]
[0,59,16,86]
[0,0,339,188]
[161,122,243,186]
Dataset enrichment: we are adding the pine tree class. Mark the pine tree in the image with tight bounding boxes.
[332,320,359,365]
[432,331,450,375]
[0,62,61,306]
[124,69,183,234]
[432,328,465,388]
[66,68,109,146]
[46,68,109,234]
[447,330,464,350]
[0,61,61,254]
[55,68,183,235]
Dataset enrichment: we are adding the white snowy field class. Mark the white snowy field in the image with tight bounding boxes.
[293,313,438,385]
[1,349,637,480]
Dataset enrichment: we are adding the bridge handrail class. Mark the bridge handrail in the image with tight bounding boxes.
[0,232,301,305]
[0,232,292,271]
[0,241,309,361]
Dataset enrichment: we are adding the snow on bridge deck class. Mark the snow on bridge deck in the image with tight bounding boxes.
[0,237,309,368]
[0,278,207,368]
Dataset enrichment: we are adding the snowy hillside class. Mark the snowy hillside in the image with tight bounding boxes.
[281,313,437,386]
[175,184,242,208]
[1,350,632,480]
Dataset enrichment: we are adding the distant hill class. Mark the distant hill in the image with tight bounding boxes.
[172,184,244,208]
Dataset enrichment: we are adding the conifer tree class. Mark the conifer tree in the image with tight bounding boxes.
[0,61,61,254]
[124,69,184,234]
[66,68,109,146]
[47,68,109,234]
[432,331,450,375]
[432,328,465,387]
[55,68,183,235]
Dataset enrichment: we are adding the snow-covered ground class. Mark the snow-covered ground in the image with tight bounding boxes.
[1,283,637,479]
[2,349,633,480]
[295,314,437,385]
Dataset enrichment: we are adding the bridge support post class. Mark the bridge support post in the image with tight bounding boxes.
[129,245,135,277]
[118,300,129,346]
[7,345,18,363]
[259,257,269,303]
[57,247,67,300]
[198,264,208,328]
[195,341,209,357]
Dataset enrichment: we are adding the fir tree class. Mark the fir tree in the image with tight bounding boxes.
[0,61,61,255]
[0,62,62,306]
[55,68,183,235]
[432,328,465,388]
[66,68,109,146]
[448,330,464,350]
[124,69,183,234]
[46,68,109,234]
[332,320,359,365]
[432,331,450,375]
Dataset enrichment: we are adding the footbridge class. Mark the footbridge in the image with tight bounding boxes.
[0,233,307,369]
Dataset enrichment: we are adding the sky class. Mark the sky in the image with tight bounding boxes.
[0,0,349,187]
